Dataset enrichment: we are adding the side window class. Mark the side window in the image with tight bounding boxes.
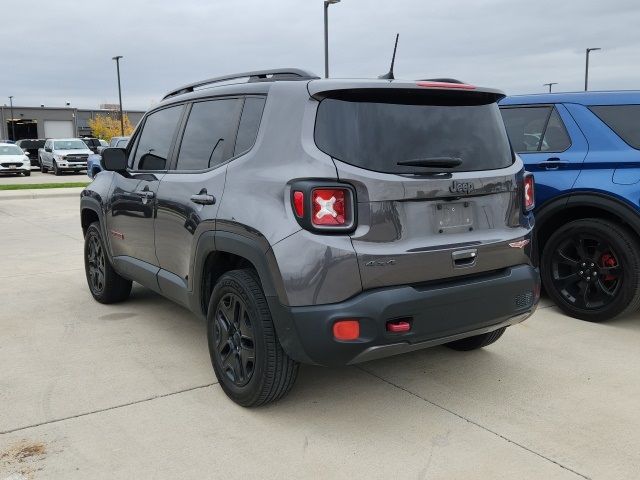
[540,109,571,152]
[175,99,240,171]
[500,107,551,153]
[131,105,183,171]
[590,105,640,150]
[234,97,266,156]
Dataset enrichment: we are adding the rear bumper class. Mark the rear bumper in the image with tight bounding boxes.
[270,264,539,366]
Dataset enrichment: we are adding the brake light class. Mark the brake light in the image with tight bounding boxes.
[523,174,535,211]
[333,319,360,341]
[293,191,304,217]
[416,81,476,90]
[312,188,347,226]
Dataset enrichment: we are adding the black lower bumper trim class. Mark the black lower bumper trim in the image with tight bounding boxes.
[269,264,540,366]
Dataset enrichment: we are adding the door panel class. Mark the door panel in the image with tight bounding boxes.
[107,172,163,266]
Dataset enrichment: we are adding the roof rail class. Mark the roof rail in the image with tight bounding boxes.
[162,68,319,100]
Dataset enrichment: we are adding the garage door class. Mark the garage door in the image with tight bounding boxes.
[44,120,74,138]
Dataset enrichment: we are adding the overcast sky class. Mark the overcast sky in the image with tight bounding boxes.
[1,0,638,110]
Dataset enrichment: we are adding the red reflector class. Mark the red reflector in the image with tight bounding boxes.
[416,81,476,90]
[293,191,304,217]
[312,188,347,226]
[333,320,360,341]
[524,175,535,211]
[386,320,411,333]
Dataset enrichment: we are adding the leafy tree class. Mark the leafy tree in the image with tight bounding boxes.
[88,113,134,141]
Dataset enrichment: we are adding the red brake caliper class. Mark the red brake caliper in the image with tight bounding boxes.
[599,253,618,281]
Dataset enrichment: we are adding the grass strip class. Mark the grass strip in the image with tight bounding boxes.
[0,182,89,191]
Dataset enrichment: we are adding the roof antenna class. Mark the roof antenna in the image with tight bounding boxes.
[379,33,399,80]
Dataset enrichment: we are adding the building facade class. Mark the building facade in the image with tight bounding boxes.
[0,105,145,140]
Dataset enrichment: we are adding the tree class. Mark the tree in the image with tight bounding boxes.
[88,113,134,141]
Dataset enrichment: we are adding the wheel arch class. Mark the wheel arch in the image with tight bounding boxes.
[536,192,640,254]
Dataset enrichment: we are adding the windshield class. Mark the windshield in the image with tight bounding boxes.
[54,140,88,150]
[0,145,24,156]
[315,96,513,174]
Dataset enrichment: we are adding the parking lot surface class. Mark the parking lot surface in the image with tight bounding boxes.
[1,195,639,479]
[0,171,88,186]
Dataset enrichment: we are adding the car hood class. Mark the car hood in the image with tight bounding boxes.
[54,149,93,156]
[0,155,29,162]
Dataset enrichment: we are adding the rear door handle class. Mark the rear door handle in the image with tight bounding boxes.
[538,157,570,170]
[190,189,216,205]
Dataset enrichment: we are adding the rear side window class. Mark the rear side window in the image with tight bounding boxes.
[315,97,513,174]
[500,106,570,153]
[234,97,266,156]
[132,106,183,170]
[590,105,640,149]
[176,99,241,171]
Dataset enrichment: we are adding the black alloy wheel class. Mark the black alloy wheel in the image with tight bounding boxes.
[213,292,256,387]
[86,233,106,295]
[541,218,640,321]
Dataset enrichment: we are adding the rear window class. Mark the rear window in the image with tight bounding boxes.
[315,96,513,174]
[589,105,640,149]
[18,140,45,149]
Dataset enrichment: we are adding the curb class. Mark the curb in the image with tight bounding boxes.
[0,187,84,201]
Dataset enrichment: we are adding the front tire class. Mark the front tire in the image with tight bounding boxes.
[207,269,298,407]
[541,218,640,322]
[446,327,506,351]
[53,161,61,176]
[84,222,132,303]
[23,170,31,177]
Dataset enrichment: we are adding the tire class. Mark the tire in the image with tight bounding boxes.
[53,161,61,176]
[445,327,506,351]
[84,222,132,303]
[40,159,47,173]
[207,269,298,407]
[23,170,31,177]
[541,218,640,322]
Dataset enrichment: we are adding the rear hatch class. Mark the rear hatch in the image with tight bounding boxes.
[311,81,532,289]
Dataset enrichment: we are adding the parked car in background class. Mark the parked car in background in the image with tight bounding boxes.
[16,139,46,167]
[0,143,31,176]
[39,138,93,175]
[88,136,129,178]
[81,69,539,406]
[81,137,102,154]
[500,91,640,322]
[0,139,15,144]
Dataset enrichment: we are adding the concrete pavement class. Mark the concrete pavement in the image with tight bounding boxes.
[0,171,89,185]
[1,196,639,479]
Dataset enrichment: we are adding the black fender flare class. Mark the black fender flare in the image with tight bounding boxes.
[536,192,640,241]
[80,194,115,262]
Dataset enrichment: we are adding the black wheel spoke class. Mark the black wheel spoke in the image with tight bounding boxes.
[556,249,579,267]
[557,272,580,289]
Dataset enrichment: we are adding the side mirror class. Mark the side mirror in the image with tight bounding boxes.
[45,147,52,152]
[101,148,128,172]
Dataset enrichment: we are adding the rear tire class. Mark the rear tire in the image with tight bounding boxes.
[84,222,132,303]
[40,160,48,173]
[207,269,298,407]
[445,327,506,351]
[541,218,640,322]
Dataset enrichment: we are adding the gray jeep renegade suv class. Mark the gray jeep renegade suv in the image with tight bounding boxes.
[81,69,539,406]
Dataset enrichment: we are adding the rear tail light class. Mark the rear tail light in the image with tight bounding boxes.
[290,181,356,233]
[523,173,535,211]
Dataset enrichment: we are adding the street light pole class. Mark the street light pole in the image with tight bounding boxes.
[324,0,341,78]
[584,47,601,91]
[543,82,558,93]
[112,55,125,136]
[8,96,15,141]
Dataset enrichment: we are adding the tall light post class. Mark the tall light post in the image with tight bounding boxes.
[324,0,341,78]
[543,82,558,93]
[8,96,15,141]
[584,47,601,91]
[112,55,125,136]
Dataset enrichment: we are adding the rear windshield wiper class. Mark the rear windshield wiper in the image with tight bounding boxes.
[397,157,462,168]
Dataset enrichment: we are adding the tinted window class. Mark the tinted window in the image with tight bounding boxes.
[315,97,513,174]
[115,139,128,148]
[500,107,551,152]
[590,105,640,149]
[133,106,183,170]
[175,99,239,171]
[17,140,45,149]
[541,109,571,152]
[234,97,266,156]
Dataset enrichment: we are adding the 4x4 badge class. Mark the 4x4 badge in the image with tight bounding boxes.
[450,181,475,194]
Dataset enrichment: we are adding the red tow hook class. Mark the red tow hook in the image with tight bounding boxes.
[386,319,411,333]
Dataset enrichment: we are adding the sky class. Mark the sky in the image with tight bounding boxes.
[1,0,639,110]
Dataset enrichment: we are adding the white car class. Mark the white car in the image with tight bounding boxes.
[0,143,31,176]
[38,138,94,175]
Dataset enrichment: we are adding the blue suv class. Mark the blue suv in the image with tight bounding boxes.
[500,92,640,321]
